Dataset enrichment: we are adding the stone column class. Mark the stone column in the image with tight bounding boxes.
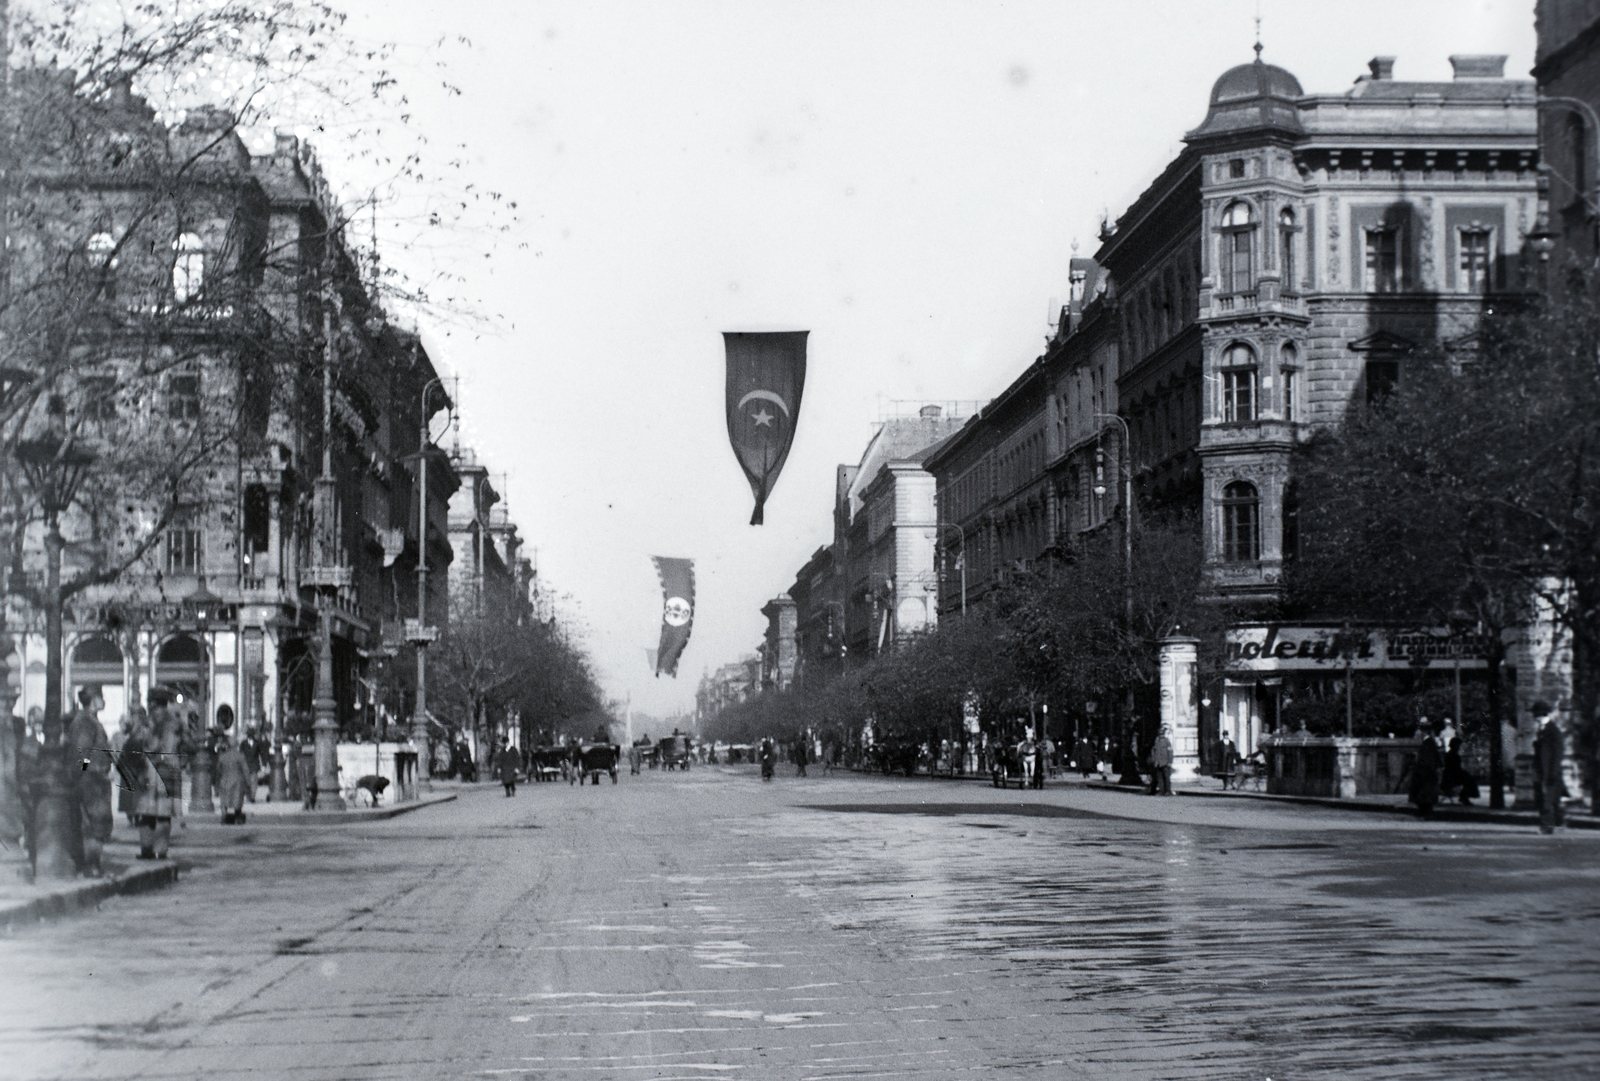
[1333,736,1358,799]
[1160,636,1201,781]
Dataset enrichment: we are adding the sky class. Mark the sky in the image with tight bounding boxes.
[318,0,1538,718]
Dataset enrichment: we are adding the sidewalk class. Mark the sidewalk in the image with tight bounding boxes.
[1084,776,1599,830]
[198,788,457,826]
[0,789,458,927]
[845,764,1597,831]
[0,844,180,929]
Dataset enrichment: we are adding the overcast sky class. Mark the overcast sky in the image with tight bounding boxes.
[326,0,1537,718]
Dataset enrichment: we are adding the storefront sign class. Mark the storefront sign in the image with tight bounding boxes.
[1225,625,1493,672]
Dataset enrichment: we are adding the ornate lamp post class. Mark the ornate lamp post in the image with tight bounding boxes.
[406,376,447,785]
[181,580,224,811]
[15,430,97,879]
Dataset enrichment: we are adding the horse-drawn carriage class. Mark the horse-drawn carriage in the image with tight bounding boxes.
[990,741,1033,789]
[657,733,693,771]
[570,742,620,785]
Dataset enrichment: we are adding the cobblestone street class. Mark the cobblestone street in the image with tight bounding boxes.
[2,769,1597,1081]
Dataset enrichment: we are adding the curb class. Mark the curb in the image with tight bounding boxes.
[204,792,458,827]
[0,861,181,928]
[1083,779,1598,830]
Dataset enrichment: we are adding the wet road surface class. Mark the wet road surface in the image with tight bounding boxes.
[2,767,1597,1080]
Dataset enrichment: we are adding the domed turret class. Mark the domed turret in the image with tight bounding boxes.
[1186,58,1305,143]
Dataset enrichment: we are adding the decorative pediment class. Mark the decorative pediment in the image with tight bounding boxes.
[1347,330,1415,355]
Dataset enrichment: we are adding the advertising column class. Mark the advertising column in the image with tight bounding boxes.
[1160,636,1200,781]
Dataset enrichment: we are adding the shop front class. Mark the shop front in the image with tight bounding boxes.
[1211,624,1499,771]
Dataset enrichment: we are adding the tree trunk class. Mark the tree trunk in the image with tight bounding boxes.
[35,523,76,879]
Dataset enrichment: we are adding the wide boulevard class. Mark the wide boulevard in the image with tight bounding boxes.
[2,766,1597,1081]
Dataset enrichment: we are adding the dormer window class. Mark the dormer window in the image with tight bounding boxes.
[173,232,204,302]
[1220,202,1255,294]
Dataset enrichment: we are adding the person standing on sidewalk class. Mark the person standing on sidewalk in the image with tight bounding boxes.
[1532,702,1567,834]
[135,696,186,859]
[66,685,114,877]
[1148,727,1174,796]
[1408,721,1441,818]
[215,738,251,824]
[495,737,520,797]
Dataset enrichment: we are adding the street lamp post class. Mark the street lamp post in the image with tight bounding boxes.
[936,521,965,615]
[181,580,223,812]
[406,376,446,785]
[305,274,346,810]
[15,430,98,879]
[1093,413,1141,786]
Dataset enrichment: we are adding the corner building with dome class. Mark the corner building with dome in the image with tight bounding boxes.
[1113,52,1537,600]
[930,52,1554,784]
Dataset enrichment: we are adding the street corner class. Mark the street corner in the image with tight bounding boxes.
[0,857,180,931]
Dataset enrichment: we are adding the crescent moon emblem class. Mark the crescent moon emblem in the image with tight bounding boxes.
[736,390,791,418]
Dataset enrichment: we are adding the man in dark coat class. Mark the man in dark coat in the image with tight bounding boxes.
[1532,702,1567,834]
[67,685,115,876]
[1409,722,1441,818]
[495,737,520,797]
[1148,727,1174,796]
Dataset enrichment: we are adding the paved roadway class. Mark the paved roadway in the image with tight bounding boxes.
[2,766,1597,1081]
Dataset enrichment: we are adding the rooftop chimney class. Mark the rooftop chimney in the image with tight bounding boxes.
[1367,56,1396,81]
[274,129,298,156]
[1449,54,1507,79]
[919,404,943,419]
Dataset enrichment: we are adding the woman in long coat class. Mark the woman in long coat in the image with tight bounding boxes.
[215,741,251,824]
[495,739,520,796]
[1409,726,1441,818]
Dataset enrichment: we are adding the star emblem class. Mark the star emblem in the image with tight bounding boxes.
[751,408,774,427]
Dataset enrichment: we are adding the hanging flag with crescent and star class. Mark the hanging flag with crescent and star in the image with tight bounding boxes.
[652,556,695,678]
[724,330,807,526]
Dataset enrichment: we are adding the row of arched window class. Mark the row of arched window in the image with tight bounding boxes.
[85,230,206,301]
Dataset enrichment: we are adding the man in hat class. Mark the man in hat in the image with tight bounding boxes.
[66,685,115,876]
[134,688,186,859]
[1532,701,1567,834]
[1148,725,1174,796]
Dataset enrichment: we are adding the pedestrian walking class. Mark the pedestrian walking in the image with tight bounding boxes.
[496,737,520,797]
[1408,722,1441,818]
[1441,736,1478,805]
[295,737,319,810]
[1148,727,1174,795]
[1075,736,1094,779]
[66,685,115,877]
[17,707,43,861]
[135,695,187,859]
[1219,733,1242,788]
[1532,702,1567,834]
[115,707,146,823]
[792,738,807,777]
[759,738,776,781]
[216,738,251,824]
[238,725,260,802]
